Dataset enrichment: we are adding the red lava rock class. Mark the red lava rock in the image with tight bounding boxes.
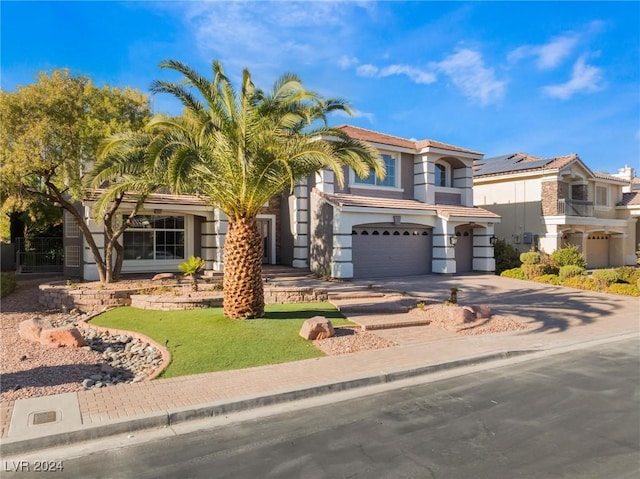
[39,326,87,348]
[299,316,335,340]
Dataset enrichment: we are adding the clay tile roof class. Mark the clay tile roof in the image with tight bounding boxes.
[594,172,632,184]
[435,204,501,220]
[314,189,436,212]
[86,189,209,207]
[336,125,482,155]
[620,192,640,206]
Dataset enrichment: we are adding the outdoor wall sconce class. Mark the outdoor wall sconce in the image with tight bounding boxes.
[449,235,458,246]
[489,235,498,245]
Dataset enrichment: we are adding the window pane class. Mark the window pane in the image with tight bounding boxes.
[380,154,395,187]
[435,164,446,187]
[355,170,376,185]
[124,231,154,260]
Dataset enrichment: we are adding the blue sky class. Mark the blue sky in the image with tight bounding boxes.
[2,1,639,173]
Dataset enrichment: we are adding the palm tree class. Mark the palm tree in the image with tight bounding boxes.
[148,59,385,319]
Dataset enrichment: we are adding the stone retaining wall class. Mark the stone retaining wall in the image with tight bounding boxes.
[40,284,329,312]
[39,285,137,312]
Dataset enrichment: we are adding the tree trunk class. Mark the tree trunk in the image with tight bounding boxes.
[223,216,264,319]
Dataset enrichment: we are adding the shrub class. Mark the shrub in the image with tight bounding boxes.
[521,263,548,279]
[552,245,587,268]
[0,272,17,298]
[562,275,598,291]
[591,269,619,288]
[500,268,526,280]
[494,239,521,275]
[606,283,639,297]
[559,265,585,282]
[179,256,205,292]
[534,274,560,285]
[520,251,541,264]
[539,250,559,275]
[615,266,640,285]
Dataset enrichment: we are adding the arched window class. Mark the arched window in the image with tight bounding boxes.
[435,163,447,187]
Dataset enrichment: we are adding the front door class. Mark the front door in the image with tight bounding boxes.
[257,219,270,264]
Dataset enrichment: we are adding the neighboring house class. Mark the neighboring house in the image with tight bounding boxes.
[64,125,500,280]
[473,153,638,268]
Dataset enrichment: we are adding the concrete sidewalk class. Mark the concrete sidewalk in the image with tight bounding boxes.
[1,274,638,455]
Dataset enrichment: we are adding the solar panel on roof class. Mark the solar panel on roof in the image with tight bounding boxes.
[475,155,552,175]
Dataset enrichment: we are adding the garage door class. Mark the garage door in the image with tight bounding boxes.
[351,226,432,278]
[586,234,610,269]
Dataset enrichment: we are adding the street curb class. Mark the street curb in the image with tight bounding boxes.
[0,349,534,456]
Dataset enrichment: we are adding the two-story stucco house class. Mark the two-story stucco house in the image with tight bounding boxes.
[64,125,500,280]
[473,153,638,268]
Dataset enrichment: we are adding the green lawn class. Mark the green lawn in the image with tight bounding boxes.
[90,302,351,379]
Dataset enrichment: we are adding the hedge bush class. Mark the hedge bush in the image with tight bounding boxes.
[0,272,17,298]
[521,263,548,279]
[559,265,585,282]
[520,251,541,264]
[606,283,639,297]
[500,268,526,280]
[592,269,619,288]
[552,245,587,268]
[534,274,561,285]
[615,266,640,285]
[562,275,599,291]
[494,239,521,275]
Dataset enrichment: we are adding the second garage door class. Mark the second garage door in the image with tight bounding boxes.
[351,226,432,278]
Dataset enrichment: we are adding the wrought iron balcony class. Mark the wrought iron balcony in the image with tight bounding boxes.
[557,198,593,217]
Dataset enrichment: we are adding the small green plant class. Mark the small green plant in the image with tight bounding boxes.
[179,256,205,292]
[448,287,459,304]
[0,272,17,298]
[591,269,619,288]
[559,265,585,282]
[520,251,541,265]
[500,267,526,280]
[552,245,587,268]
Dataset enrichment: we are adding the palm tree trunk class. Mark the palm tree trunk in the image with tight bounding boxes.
[223,216,264,319]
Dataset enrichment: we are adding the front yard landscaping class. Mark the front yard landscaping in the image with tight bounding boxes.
[90,302,353,379]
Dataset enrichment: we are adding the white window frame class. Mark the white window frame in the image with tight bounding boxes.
[434,162,450,188]
[350,151,402,191]
[122,214,186,262]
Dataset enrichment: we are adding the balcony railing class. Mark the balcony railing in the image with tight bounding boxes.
[557,198,593,217]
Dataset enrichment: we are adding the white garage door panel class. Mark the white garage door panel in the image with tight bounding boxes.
[352,228,432,278]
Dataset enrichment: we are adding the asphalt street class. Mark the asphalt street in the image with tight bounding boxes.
[4,338,639,479]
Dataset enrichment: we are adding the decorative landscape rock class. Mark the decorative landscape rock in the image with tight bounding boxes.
[152,272,175,281]
[18,317,53,342]
[300,316,335,340]
[456,307,477,324]
[39,326,87,348]
[470,305,492,319]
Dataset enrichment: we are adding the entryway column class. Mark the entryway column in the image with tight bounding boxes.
[473,224,496,272]
[432,219,456,274]
[331,209,353,279]
[291,179,309,268]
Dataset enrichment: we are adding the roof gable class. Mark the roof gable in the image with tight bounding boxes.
[336,125,481,155]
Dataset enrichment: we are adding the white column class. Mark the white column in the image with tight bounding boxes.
[291,179,309,268]
[315,169,335,194]
[432,218,456,274]
[331,209,354,278]
[472,224,496,272]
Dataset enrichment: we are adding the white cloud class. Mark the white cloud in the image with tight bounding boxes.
[542,56,605,99]
[509,33,579,69]
[338,55,359,69]
[334,108,375,123]
[356,63,436,84]
[432,49,505,105]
